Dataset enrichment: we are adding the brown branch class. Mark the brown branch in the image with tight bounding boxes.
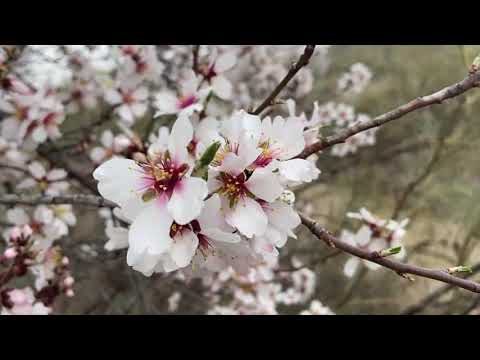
[250,45,316,115]
[298,70,480,159]
[402,262,480,314]
[300,213,480,294]
[0,194,115,208]
[0,163,30,176]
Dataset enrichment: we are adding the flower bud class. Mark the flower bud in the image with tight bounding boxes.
[65,289,75,297]
[3,248,17,259]
[63,276,75,287]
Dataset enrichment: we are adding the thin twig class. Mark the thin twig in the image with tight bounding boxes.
[251,45,316,115]
[300,213,480,294]
[298,70,480,159]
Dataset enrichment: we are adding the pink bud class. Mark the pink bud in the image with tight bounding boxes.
[61,257,69,266]
[63,276,74,287]
[22,224,33,238]
[66,289,74,297]
[3,248,17,259]
[9,227,21,240]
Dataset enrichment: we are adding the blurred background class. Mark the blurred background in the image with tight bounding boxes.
[39,45,480,314]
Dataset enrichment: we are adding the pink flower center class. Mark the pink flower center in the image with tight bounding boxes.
[138,156,189,199]
[177,95,197,109]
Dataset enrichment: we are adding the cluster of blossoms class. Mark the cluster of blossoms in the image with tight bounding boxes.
[290,100,379,157]
[1,45,380,314]
[337,63,373,95]
[93,109,321,277]
[341,208,409,278]
[0,224,74,315]
[202,256,332,315]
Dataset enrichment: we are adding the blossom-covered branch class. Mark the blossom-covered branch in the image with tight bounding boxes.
[298,70,480,159]
[300,213,480,293]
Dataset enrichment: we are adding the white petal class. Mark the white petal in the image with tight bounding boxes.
[31,126,47,143]
[90,147,107,163]
[28,161,46,179]
[201,228,240,243]
[344,257,360,278]
[92,158,143,208]
[356,225,372,247]
[46,169,67,181]
[265,201,301,238]
[104,89,122,105]
[154,92,178,116]
[212,76,233,100]
[168,115,193,165]
[170,231,198,268]
[278,159,320,183]
[1,118,20,140]
[214,52,237,73]
[100,130,114,148]
[128,200,173,257]
[105,225,129,251]
[17,178,37,189]
[245,168,283,203]
[225,197,267,238]
[168,177,207,225]
[131,102,147,118]
[117,104,134,125]
[7,208,29,225]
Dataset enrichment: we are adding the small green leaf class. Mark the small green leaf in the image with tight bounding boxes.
[379,246,402,257]
[447,265,473,274]
[198,141,222,168]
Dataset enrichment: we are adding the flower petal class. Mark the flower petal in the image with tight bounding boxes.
[225,197,267,238]
[245,168,283,203]
[168,177,207,225]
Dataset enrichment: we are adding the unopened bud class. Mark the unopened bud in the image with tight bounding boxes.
[63,276,75,287]
[9,227,21,241]
[3,248,17,259]
[61,256,69,266]
[447,266,473,274]
[379,246,402,257]
[65,289,75,297]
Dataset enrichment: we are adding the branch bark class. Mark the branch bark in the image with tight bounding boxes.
[0,194,115,208]
[300,213,480,294]
[298,71,480,159]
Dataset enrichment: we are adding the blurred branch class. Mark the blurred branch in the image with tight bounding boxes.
[251,45,316,115]
[298,70,480,159]
[0,194,115,208]
[402,262,480,314]
[300,213,480,294]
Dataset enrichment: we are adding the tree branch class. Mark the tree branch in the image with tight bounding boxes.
[298,70,480,159]
[251,45,316,115]
[300,213,480,294]
[0,194,115,208]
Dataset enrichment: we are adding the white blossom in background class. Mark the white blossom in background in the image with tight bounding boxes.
[337,63,373,94]
[341,208,409,277]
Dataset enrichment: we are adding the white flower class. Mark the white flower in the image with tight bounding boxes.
[153,70,210,117]
[17,161,69,195]
[105,83,149,126]
[251,201,301,261]
[200,50,237,100]
[94,116,209,275]
[89,130,132,164]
